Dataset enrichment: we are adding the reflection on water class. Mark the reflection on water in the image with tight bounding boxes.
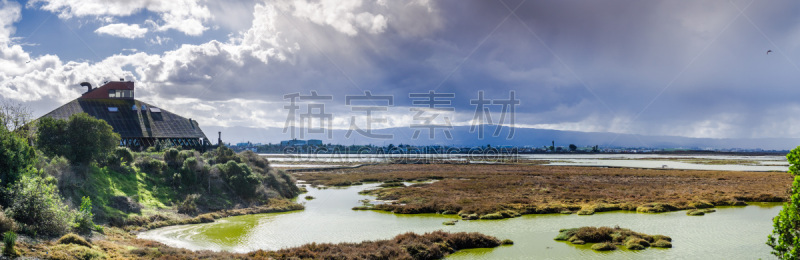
[140,184,782,259]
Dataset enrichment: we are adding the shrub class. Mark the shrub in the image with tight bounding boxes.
[49,244,105,260]
[113,147,134,163]
[218,161,259,199]
[41,156,71,179]
[8,175,74,237]
[134,157,166,175]
[479,212,505,220]
[591,242,617,251]
[501,239,514,245]
[164,148,182,168]
[652,239,672,248]
[0,128,36,194]
[177,194,200,215]
[57,233,91,247]
[688,201,714,209]
[0,211,15,235]
[213,146,239,165]
[2,231,17,256]
[74,196,95,235]
[625,238,649,250]
[769,146,800,258]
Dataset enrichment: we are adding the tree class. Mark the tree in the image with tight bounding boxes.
[569,144,577,152]
[36,113,120,164]
[768,146,800,258]
[0,101,31,132]
[35,117,69,158]
[0,128,36,199]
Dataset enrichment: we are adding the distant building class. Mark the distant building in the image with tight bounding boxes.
[280,139,307,146]
[38,80,210,149]
[307,139,323,146]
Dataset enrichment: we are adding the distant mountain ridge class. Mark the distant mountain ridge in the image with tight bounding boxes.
[201,125,799,151]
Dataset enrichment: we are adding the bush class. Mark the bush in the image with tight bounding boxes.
[625,238,649,250]
[0,211,15,235]
[479,212,505,220]
[177,194,200,215]
[218,161,259,199]
[213,146,239,165]
[41,156,71,179]
[8,175,74,237]
[591,242,617,251]
[0,128,36,194]
[769,146,800,258]
[2,231,17,256]
[134,157,166,175]
[37,113,121,165]
[74,196,95,235]
[57,233,91,247]
[652,239,672,248]
[113,147,134,164]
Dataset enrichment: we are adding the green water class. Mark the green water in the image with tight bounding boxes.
[139,184,782,259]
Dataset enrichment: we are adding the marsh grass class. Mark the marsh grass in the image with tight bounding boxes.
[555,226,671,251]
[299,164,789,218]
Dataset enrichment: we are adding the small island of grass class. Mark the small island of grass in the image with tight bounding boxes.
[554,226,672,251]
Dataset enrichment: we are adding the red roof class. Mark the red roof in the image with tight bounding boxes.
[80,81,134,99]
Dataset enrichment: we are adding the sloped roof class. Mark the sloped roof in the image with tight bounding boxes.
[41,98,207,139]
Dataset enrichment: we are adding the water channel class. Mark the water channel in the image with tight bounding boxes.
[140,183,782,259]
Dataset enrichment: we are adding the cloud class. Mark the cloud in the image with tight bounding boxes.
[28,0,212,36]
[283,0,388,36]
[7,0,800,143]
[94,23,148,39]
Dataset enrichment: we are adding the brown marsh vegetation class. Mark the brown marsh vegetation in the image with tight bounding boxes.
[17,229,502,260]
[296,164,791,218]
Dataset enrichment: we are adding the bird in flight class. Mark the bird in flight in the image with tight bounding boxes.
[767,50,773,55]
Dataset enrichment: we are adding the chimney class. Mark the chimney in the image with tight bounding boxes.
[80,82,93,93]
[218,131,222,146]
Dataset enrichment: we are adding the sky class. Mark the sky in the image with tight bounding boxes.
[2,0,800,144]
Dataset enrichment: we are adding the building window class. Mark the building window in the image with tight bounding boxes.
[108,90,133,98]
[108,107,119,112]
[132,105,138,110]
[141,105,147,111]
[150,107,161,113]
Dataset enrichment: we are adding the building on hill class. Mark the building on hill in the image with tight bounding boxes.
[38,80,210,149]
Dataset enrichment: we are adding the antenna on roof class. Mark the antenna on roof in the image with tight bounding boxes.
[79,82,93,93]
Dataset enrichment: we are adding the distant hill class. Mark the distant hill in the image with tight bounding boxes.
[201,125,799,151]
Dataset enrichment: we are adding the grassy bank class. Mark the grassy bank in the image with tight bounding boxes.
[45,147,305,231]
[296,164,790,219]
[16,230,504,260]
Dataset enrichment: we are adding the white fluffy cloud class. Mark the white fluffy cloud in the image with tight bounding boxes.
[94,23,148,39]
[28,0,212,36]
[285,0,388,36]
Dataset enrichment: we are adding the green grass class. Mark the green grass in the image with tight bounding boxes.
[65,165,175,222]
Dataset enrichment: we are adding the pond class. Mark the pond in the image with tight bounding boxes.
[139,183,781,259]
